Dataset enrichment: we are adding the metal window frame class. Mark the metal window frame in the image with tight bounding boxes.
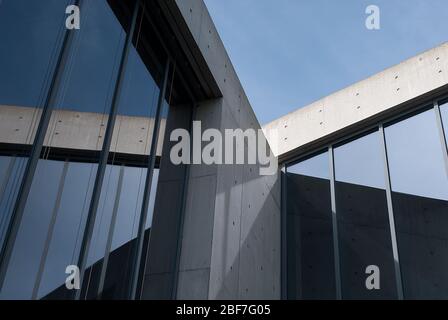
[128,58,171,300]
[96,164,125,299]
[280,165,287,300]
[283,93,448,300]
[74,0,141,300]
[0,0,81,291]
[0,0,196,300]
[328,146,342,300]
[379,124,404,300]
[434,101,448,178]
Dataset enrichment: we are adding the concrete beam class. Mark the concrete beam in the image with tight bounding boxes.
[263,42,448,159]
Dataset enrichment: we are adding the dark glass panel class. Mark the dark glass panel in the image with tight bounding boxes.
[0,160,65,299]
[385,108,448,299]
[0,0,134,300]
[101,168,159,299]
[37,162,97,299]
[0,0,67,108]
[334,131,397,299]
[286,152,336,299]
[94,2,170,299]
[38,0,133,300]
[0,0,68,260]
[440,100,448,146]
[0,156,26,250]
[43,0,127,156]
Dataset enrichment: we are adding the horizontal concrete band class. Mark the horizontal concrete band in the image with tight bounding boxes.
[263,42,448,159]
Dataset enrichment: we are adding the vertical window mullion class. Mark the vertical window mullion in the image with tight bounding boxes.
[329,146,342,300]
[0,0,80,291]
[281,166,287,300]
[379,124,404,300]
[433,101,448,178]
[128,58,171,300]
[97,164,125,298]
[74,0,141,300]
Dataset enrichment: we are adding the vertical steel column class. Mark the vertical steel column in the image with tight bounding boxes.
[0,157,14,203]
[280,166,288,300]
[97,165,125,298]
[379,124,404,300]
[434,101,448,177]
[328,146,342,300]
[0,0,81,290]
[75,0,141,300]
[128,58,171,300]
[171,102,196,300]
[0,157,18,245]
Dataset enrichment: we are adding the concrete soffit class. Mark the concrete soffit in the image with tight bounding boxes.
[157,0,222,101]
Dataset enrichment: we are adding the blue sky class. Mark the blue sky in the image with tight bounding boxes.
[204,0,448,125]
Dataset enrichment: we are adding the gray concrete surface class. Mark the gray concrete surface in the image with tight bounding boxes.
[263,42,448,158]
[172,0,281,300]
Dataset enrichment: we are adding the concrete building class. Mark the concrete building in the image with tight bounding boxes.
[0,0,280,300]
[264,42,448,299]
[0,0,447,301]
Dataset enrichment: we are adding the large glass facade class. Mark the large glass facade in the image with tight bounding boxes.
[286,151,336,299]
[385,107,448,299]
[0,0,178,300]
[0,0,69,256]
[286,99,448,300]
[334,131,397,299]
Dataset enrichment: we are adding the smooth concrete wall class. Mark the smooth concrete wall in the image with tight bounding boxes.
[174,99,280,300]
[141,104,192,299]
[263,42,448,157]
[172,0,281,299]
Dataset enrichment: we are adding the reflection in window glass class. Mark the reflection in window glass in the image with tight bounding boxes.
[38,162,97,299]
[0,156,26,249]
[0,0,68,256]
[94,3,169,298]
[44,0,126,154]
[0,160,159,300]
[440,100,448,148]
[386,109,448,201]
[286,152,336,299]
[0,0,67,108]
[334,131,397,299]
[101,168,160,299]
[385,108,448,299]
[0,0,167,300]
[0,0,67,150]
[1,160,64,299]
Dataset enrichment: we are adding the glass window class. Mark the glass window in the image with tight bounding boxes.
[0,0,68,256]
[385,108,448,299]
[286,151,336,299]
[0,156,27,249]
[101,168,159,299]
[0,0,67,109]
[37,161,97,299]
[334,131,397,299]
[92,3,171,297]
[439,100,448,147]
[0,0,133,300]
[0,160,65,299]
[44,0,126,154]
